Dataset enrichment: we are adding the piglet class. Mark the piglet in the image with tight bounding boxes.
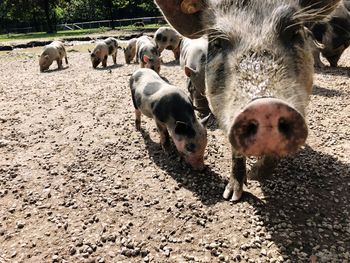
[130,68,208,170]
[39,41,68,72]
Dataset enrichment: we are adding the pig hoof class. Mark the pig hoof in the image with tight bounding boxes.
[223,183,233,199]
[230,190,243,202]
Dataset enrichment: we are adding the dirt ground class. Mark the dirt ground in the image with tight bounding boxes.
[0,39,349,263]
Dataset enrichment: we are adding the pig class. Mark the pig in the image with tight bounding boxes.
[39,41,68,72]
[154,27,182,60]
[310,0,350,67]
[136,36,161,73]
[130,68,208,170]
[154,0,341,201]
[120,38,137,64]
[179,37,210,116]
[89,37,118,68]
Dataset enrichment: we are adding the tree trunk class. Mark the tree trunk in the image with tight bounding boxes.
[105,0,114,29]
[42,0,55,33]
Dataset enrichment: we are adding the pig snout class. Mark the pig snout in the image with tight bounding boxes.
[229,98,308,157]
[173,139,206,171]
[184,155,205,171]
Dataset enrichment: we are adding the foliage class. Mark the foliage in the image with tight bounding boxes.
[0,0,160,33]
[0,24,160,42]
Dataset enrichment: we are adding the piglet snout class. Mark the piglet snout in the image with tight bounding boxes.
[185,156,205,171]
[229,98,308,157]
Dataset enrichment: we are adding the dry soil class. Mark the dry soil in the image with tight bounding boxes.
[0,40,349,263]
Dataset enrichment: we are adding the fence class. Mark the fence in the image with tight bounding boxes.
[4,16,166,34]
[56,16,165,31]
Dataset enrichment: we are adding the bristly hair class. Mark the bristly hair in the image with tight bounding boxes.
[292,0,341,24]
[206,28,230,44]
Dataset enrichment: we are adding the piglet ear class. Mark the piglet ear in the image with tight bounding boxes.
[143,54,150,62]
[184,66,194,77]
[175,122,188,135]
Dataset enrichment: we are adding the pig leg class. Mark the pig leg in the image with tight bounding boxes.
[313,48,325,68]
[135,109,141,130]
[102,55,108,68]
[223,149,246,201]
[248,156,278,180]
[193,89,210,117]
[135,46,140,63]
[186,79,195,101]
[112,53,117,64]
[155,121,170,151]
[63,50,68,64]
[57,59,63,69]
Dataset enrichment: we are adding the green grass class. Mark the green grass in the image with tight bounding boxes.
[0,28,109,42]
[0,24,161,42]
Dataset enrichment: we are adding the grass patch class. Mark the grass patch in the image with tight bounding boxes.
[0,28,110,42]
[0,24,161,43]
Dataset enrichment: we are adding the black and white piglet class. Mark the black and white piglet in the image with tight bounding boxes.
[130,68,208,170]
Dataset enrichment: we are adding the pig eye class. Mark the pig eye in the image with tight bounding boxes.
[185,143,196,153]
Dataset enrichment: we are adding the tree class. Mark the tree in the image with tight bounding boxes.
[104,0,115,29]
[0,0,160,34]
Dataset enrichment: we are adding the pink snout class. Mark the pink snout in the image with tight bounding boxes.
[229,98,308,157]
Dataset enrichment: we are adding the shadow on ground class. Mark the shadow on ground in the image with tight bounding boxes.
[312,85,344,97]
[44,66,69,73]
[95,64,123,71]
[162,60,179,67]
[140,128,226,206]
[245,145,350,261]
[316,66,350,77]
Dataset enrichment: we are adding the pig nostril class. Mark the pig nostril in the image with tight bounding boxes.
[242,121,258,138]
[278,117,291,138]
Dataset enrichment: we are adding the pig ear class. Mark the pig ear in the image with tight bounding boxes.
[154,0,206,38]
[200,113,212,127]
[299,0,341,18]
[143,55,150,62]
[184,66,195,77]
[175,121,195,137]
[175,122,188,135]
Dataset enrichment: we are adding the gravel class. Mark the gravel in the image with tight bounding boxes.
[0,39,349,262]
